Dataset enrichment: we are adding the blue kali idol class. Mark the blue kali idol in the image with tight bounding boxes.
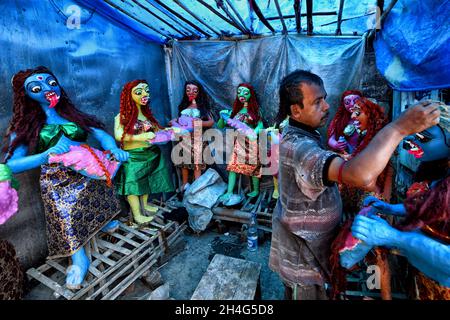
[343,103,449,299]
[3,66,129,290]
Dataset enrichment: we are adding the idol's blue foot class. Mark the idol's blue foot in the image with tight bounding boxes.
[101,220,120,234]
[66,247,90,290]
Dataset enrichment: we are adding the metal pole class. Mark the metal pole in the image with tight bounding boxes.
[266,12,337,21]
[249,0,275,33]
[131,0,189,37]
[104,0,172,40]
[215,0,249,35]
[294,0,301,33]
[336,0,345,35]
[274,0,287,34]
[197,0,240,30]
[144,0,200,36]
[173,0,222,37]
[152,0,212,38]
[306,0,313,35]
[225,0,252,34]
[368,0,398,39]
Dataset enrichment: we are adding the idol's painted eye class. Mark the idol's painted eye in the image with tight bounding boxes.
[134,89,142,95]
[31,85,42,93]
[48,79,58,86]
[415,132,432,143]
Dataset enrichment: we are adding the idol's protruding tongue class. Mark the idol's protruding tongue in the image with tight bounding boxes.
[45,91,60,108]
[403,140,424,158]
[141,96,149,105]
[188,95,196,102]
[239,96,246,103]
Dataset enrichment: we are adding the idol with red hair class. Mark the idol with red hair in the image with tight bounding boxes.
[218,83,264,205]
[329,97,394,300]
[114,80,174,225]
[327,90,363,154]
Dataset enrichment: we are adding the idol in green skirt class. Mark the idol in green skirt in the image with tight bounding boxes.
[114,80,174,225]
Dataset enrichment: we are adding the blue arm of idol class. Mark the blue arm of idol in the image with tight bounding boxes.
[6,134,48,173]
[352,215,450,286]
[395,231,450,287]
[90,128,129,162]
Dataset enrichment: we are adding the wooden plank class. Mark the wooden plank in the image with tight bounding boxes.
[212,207,252,220]
[87,251,158,300]
[88,265,104,278]
[96,239,133,256]
[36,262,56,274]
[45,260,67,275]
[213,214,248,224]
[110,232,141,248]
[26,268,75,300]
[91,227,146,269]
[91,252,117,267]
[256,212,272,218]
[119,224,151,240]
[100,258,158,300]
[233,260,261,300]
[191,254,261,300]
[252,191,265,214]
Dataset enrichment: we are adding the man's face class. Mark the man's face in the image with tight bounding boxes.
[291,83,329,128]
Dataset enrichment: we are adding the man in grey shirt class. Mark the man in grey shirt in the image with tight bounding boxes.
[269,70,441,300]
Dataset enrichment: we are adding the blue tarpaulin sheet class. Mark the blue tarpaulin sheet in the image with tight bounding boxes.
[168,35,366,124]
[374,0,450,91]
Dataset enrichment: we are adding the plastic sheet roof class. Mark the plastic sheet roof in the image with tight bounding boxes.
[75,0,391,44]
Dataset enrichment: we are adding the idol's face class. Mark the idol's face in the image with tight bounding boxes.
[237,86,251,103]
[24,73,61,108]
[350,103,369,132]
[131,83,150,106]
[403,125,450,161]
[186,84,199,102]
[343,94,360,112]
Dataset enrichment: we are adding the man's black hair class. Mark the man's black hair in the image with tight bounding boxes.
[276,69,324,124]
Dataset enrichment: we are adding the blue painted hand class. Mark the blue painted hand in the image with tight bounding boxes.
[351,215,400,247]
[109,147,129,162]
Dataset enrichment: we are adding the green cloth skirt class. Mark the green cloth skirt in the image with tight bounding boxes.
[115,146,174,196]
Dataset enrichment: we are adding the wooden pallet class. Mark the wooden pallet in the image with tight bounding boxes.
[26,217,186,300]
[212,187,275,232]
